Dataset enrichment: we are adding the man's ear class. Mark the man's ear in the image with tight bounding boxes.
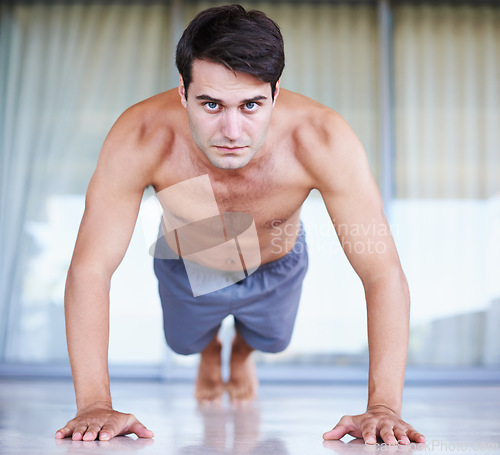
[272,78,281,106]
[178,74,187,108]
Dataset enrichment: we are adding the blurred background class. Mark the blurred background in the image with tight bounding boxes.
[0,0,499,381]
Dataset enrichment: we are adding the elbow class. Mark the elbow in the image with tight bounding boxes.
[67,260,111,282]
[65,261,111,302]
[363,266,410,305]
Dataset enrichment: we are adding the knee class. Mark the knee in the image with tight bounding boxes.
[164,334,200,356]
[164,325,221,356]
[236,327,292,354]
[259,337,292,354]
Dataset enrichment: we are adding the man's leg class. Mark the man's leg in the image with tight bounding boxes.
[227,329,258,403]
[195,331,224,403]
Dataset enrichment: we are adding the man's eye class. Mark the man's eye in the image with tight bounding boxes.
[205,102,218,110]
[245,102,257,110]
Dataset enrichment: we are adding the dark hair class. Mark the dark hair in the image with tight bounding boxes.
[176,4,285,100]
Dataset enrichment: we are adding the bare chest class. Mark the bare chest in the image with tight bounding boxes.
[152,144,313,266]
[155,150,310,232]
[211,176,300,229]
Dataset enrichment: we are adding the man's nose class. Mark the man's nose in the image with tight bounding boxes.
[220,109,242,142]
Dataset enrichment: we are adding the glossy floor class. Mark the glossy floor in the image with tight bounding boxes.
[0,379,499,454]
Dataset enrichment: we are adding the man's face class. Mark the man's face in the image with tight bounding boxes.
[179,59,279,170]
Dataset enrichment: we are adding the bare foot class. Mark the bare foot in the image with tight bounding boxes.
[227,333,258,404]
[195,337,224,404]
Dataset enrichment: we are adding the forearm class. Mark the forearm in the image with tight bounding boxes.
[65,265,112,410]
[364,269,410,415]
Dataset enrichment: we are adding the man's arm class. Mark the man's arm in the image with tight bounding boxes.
[302,110,425,445]
[55,109,157,441]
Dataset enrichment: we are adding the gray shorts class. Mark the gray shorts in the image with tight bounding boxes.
[153,226,308,355]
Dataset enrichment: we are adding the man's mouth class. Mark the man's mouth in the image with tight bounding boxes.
[215,145,247,152]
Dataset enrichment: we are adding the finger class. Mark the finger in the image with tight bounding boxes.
[128,421,154,439]
[323,425,350,441]
[361,424,377,445]
[380,426,399,445]
[82,425,101,441]
[394,427,410,445]
[55,426,73,439]
[99,424,116,441]
[72,424,88,441]
[406,428,426,443]
[323,416,354,440]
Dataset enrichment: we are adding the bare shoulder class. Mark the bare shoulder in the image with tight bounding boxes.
[275,89,361,158]
[274,89,368,193]
[95,89,182,187]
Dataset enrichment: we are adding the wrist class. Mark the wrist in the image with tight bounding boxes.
[368,380,403,415]
[74,379,112,411]
[366,403,401,416]
[77,399,113,413]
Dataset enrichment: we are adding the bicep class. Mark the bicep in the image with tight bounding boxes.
[70,172,143,278]
[313,117,402,284]
[323,182,401,285]
[70,118,152,278]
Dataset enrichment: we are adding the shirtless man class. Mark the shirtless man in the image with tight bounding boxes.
[55,4,425,446]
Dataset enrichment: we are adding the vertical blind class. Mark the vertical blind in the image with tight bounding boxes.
[0,2,176,361]
[0,1,498,368]
[394,4,500,199]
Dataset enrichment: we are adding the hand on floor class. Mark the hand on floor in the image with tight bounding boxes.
[322,405,425,445]
[55,403,154,441]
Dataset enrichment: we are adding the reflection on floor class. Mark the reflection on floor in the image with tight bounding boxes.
[0,379,499,454]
